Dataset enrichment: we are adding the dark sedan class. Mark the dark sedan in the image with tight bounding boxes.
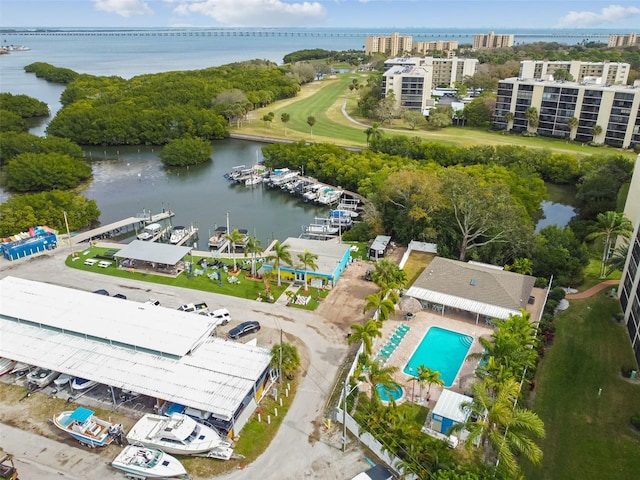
[227,321,261,339]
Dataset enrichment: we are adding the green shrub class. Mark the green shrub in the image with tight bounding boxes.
[621,366,636,378]
[630,413,640,430]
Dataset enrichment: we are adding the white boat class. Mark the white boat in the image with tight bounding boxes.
[0,358,16,377]
[302,183,324,202]
[317,188,343,205]
[71,377,99,391]
[111,445,189,479]
[126,413,232,456]
[10,362,31,375]
[169,226,187,244]
[26,368,60,388]
[137,223,162,241]
[245,174,262,186]
[53,373,73,388]
[53,407,122,448]
[267,168,299,187]
[306,224,339,235]
[330,208,359,218]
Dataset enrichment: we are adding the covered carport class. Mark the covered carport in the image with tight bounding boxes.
[115,240,192,276]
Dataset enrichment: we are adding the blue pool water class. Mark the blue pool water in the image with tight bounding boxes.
[376,384,404,402]
[403,327,473,387]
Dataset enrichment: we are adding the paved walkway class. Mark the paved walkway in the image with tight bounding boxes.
[565,279,620,299]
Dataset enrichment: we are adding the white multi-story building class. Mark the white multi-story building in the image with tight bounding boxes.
[384,57,478,88]
[382,64,432,112]
[619,155,640,368]
[493,77,640,149]
[519,60,630,85]
[472,31,514,50]
[365,32,413,56]
[608,32,637,47]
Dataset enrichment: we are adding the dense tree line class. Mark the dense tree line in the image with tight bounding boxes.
[3,152,91,192]
[0,132,84,167]
[283,48,368,65]
[44,60,300,145]
[0,93,49,118]
[24,62,80,84]
[159,136,213,167]
[0,110,28,133]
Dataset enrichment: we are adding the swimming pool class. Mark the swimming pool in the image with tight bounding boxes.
[403,327,473,387]
[376,384,404,402]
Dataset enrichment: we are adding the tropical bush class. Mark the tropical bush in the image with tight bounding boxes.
[159,136,213,167]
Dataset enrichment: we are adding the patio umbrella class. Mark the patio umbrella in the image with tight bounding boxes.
[398,296,422,314]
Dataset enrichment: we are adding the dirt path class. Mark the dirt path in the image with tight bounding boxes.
[565,279,620,299]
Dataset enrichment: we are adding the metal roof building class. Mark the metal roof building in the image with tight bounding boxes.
[115,240,192,265]
[0,277,273,428]
[405,257,537,320]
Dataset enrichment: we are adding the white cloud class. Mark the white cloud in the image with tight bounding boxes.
[94,0,154,17]
[170,0,326,27]
[556,4,640,28]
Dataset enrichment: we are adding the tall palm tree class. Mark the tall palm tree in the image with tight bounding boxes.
[223,228,245,272]
[306,116,316,138]
[280,112,290,136]
[348,319,383,357]
[605,241,629,276]
[525,107,539,133]
[244,234,263,277]
[363,358,400,405]
[504,111,514,131]
[297,249,318,291]
[363,290,397,322]
[585,211,633,278]
[567,116,579,140]
[266,240,292,287]
[364,122,382,146]
[450,379,545,477]
[371,258,406,289]
[269,342,300,379]
[591,124,603,142]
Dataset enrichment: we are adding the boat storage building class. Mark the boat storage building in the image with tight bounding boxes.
[0,276,274,436]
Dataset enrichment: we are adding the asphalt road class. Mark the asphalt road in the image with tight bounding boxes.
[0,246,372,479]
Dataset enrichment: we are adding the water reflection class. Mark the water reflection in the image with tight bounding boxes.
[535,200,576,232]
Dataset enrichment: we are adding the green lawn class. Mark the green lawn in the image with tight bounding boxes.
[238,73,637,158]
[524,293,640,480]
[67,247,287,302]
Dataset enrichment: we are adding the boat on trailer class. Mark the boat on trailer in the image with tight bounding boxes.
[53,407,123,448]
[111,444,189,479]
[126,413,233,457]
[71,377,98,391]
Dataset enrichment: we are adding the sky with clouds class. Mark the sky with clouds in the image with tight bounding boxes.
[1,1,639,29]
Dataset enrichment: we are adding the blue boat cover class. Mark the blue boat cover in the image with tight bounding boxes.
[69,407,94,423]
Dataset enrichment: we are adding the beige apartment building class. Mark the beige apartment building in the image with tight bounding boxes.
[472,31,514,50]
[381,64,432,112]
[413,40,459,56]
[365,32,413,56]
[608,32,637,47]
[494,77,640,149]
[519,60,630,85]
[384,57,478,88]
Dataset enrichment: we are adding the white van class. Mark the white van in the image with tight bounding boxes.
[137,223,162,241]
[199,307,231,326]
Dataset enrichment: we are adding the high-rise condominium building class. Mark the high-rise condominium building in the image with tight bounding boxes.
[472,32,514,50]
[493,77,640,149]
[365,32,413,56]
[608,32,637,47]
[518,60,630,85]
[413,40,459,56]
[384,57,478,88]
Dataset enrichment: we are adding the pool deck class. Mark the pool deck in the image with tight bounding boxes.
[373,310,493,408]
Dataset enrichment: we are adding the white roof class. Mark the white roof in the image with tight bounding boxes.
[0,277,272,420]
[268,237,350,276]
[115,240,191,265]
[432,389,473,423]
[0,276,213,357]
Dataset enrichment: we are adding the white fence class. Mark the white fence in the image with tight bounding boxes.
[399,241,438,269]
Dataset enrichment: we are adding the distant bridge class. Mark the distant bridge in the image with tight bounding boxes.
[0,29,610,40]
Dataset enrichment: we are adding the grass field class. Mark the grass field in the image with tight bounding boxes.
[524,293,640,480]
[237,73,637,159]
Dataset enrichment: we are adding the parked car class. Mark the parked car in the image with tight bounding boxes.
[227,321,260,339]
[93,289,110,296]
[113,293,127,300]
[199,308,231,326]
[145,299,161,306]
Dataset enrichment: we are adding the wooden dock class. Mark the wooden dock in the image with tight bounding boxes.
[135,209,175,224]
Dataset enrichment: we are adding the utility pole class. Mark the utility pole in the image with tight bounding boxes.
[279,328,283,384]
[63,211,72,249]
[342,380,347,452]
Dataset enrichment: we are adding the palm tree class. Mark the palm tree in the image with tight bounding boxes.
[362,358,400,405]
[585,211,633,278]
[505,257,533,275]
[605,241,629,276]
[450,379,545,477]
[364,122,382,146]
[270,342,301,380]
[567,116,579,140]
[525,107,539,133]
[504,111,514,131]
[244,234,263,277]
[262,269,275,298]
[223,228,245,272]
[266,240,292,287]
[363,290,397,322]
[297,249,318,291]
[348,319,383,356]
[591,124,603,142]
[280,112,290,136]
[371,258,406,289]
[306,116,316,138]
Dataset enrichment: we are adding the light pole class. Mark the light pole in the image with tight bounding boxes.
[62,211,72,250]
[342,378,359,452]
